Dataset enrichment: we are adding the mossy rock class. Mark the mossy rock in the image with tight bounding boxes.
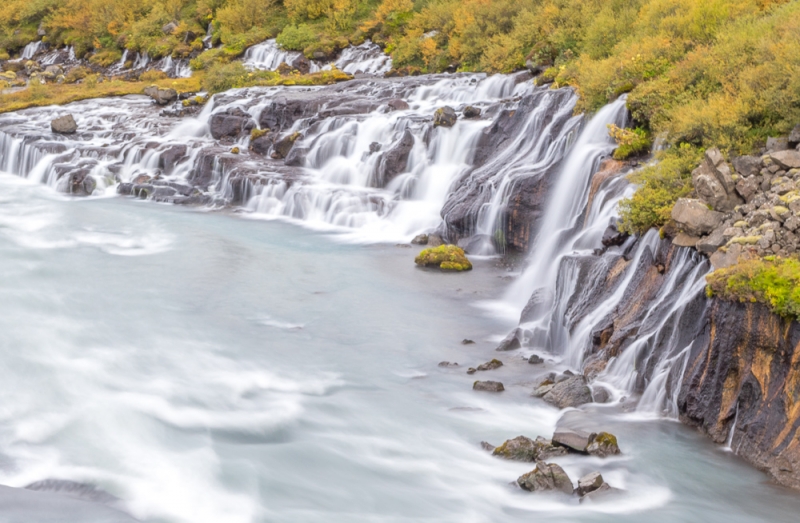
[414,245,472,271]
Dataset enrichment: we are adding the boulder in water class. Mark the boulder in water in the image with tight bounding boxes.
[473,380,504,392]
[387,99,410,111]
[433,106,457,128]
[427,233,444,247]
[411,234,428,245]
[476,358,503,371]
[528,354,544,364]
[462,106,481,119]
[576,472,605,497]
[376,130,414,186]
[414,245,472,271]
[272,132,302,159]
[144,85,178,105]
[51,114,77,134]
[517,461,573,494]
[586,432,621,457]
[552,427,596,453]
[543,375,593,408]
[492,436,567,462]
[496,329,522,351]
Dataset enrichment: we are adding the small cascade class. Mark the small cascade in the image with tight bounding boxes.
[20,41,44,60]
[133,52,150,70]
[202,23,214,49]
[332,40,392,76]
[243,40,320,72]
[160,56,193,78]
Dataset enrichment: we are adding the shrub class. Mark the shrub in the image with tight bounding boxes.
[608,124,651,160]
[201,60,250,93]
[617,143,703,234]
[276,24,317,51]
[139,69,168,82]
[706,257,800,319]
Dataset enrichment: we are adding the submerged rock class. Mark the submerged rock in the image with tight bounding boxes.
[272,132,302,159]
[542,375,593,408]
[411,234,428,245]
[414,245,472,271]
[51,114,77,134]
[492,436,567,462]
[473,380,504,392]
[517,461,573,494]
[462,105,481,119]
[528,354,544,364]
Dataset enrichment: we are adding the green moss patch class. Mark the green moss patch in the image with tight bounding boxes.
[706,257,800,319]
[414,245,472,271]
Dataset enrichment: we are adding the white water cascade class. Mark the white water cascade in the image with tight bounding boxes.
[20,40,44,60]
[332,40,392,75]
[243,40,321,72]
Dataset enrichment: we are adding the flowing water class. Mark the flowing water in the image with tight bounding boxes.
[1,65,800,522]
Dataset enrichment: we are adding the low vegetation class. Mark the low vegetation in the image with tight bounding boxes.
[201,61,350,93]
[706,257,800,320]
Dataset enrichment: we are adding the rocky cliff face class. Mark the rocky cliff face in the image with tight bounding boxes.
[679,299,800,490]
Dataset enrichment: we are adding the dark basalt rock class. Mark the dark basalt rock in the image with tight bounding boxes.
[543,375,593,408]
[496,329,522,351]
[374,130,414,187]
[433,106,457,127]
[158,144,187,174]
[272,132,302,159]
[387,99,410,111]
[492,436,567,461]
[209,107,255,140]
[462,105,481,119]
[678,299,800,490]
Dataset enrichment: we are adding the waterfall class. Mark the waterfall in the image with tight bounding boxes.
[20,41,44,60]
[243,40,320,72]
[332,40,392,76]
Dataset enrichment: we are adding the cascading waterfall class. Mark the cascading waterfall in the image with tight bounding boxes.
[332,40,392,75]
[19,40,44,60]
[0,67,714,418]
[243,40,321,72]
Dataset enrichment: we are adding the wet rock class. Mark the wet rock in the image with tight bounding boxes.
[411,234,428,245]
[375,130,414,186]
[427,233,444,247]
[542,375,593,408]
[601,223,628,247]
[433,106,457,128]
[552,427,596,453]
[476,358,503,371]
[528,354,544,364]
[592,386,611,404]
[492,436,567,461]
[387,99,410,111]
[520,288,554,323]
[586,432,621,457]
[473,380,504,392]
[210,108,255,140]
[285,146,309,167]
[461,338,475,345]
[496,329,522,351]
[466,367,477,374]
[51,114,77,134]
[532,383,554,397]
[517,461,573,494]
[143,85,177,105]
[770,150,800,170]
[250,131,277,155]
[272,132,302,159]
[290,55,311,74]
[462,106,481,119]
[576,472,605,497]
[438,361,458,367]
[480,441,495,451]
[671,198,724,236]
[578,482,614,503]
[158,144,187,174]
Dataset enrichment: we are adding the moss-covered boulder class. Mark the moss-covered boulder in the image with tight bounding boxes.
[492,436,567,461]
[414,245,472,271]
[586,432,621,457]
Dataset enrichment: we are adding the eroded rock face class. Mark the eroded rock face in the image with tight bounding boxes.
[517,461,573,494]
[678,299,800,491]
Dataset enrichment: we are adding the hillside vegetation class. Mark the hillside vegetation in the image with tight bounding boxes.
[1,0,798,232]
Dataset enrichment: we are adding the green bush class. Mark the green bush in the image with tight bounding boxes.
[276,24,317,51]
[617,143,703,234]
[608,124,651,160]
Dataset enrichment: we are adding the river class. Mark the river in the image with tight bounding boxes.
[1,172,799,522]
